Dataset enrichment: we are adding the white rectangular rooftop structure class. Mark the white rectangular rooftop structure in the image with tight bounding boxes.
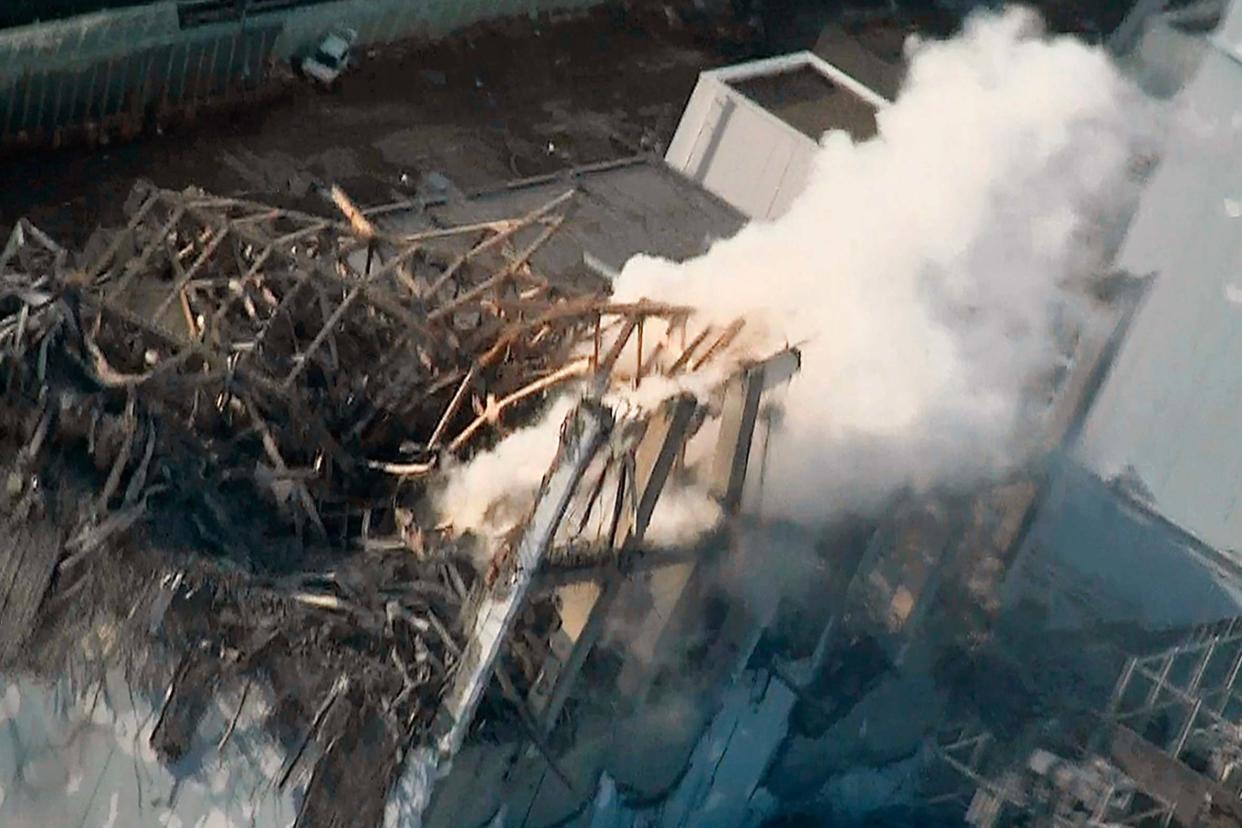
[664,51,889,221]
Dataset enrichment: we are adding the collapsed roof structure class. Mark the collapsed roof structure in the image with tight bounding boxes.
[517,5,1242,825]
[0,156,803,824]
[8,4,1242,827]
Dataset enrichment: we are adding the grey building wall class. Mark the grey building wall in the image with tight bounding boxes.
[1076,1,1242,562]
[1003,0,1242,634]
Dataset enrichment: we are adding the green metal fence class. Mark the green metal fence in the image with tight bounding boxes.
[0,0,607,146]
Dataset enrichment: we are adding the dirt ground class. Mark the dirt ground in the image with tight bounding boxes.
[0,8,759,247]
[0,0,1137,246]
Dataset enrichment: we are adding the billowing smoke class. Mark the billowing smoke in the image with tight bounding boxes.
[613,8,1146,521]
[437,9,1148,538]
[644,485,723,548]
[435,397,577,540]
[434,393,722,548]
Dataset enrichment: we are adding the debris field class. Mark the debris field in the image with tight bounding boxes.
[0,175,792,824]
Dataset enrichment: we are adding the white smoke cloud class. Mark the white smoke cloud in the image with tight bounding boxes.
[435,9,1149,542]
[645,485,724,548]
[436,392,723,549]
[435,396,577,540]
[612,8,1147,522]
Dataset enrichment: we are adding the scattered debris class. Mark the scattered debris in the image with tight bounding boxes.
[0,173,798,825]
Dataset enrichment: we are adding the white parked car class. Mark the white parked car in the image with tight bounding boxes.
[300,29,358,86]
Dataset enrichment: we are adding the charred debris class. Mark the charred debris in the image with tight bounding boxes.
[0,175,796,824]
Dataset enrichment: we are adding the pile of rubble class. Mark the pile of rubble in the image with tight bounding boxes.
[0,179,791,823]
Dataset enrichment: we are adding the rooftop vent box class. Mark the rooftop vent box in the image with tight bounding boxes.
[665,52,888,221]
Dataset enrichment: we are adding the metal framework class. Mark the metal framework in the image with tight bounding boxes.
[921,619,1242,828]
[520,347,799,735]
[391,350,798,824]
[925,723,1175,828]
[58,182,764,553]
[0,182,803,826]
[1106,617,1242,782]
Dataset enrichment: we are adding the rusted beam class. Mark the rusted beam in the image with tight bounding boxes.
[428,365,478,450]
[242,396,327,539]
[283,274,369,388]
[668,324,713,375]
[150,226,229,320]
[224,215,445,358]
[401,218,515,243]
[91,295,290,402]
[207,245,273,343]
[591,317,638,391]
[86,191,159,280]
[107,203,187,296]
[446,358,591,454]
[330,184,377,241]
[424,189,576,298]
[691,317,746,372]
[426,215,567,324]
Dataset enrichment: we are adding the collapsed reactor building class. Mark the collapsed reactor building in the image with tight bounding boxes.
[1,1,1242,827]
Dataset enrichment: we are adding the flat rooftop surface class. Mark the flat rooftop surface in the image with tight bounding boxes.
[730,65,880,141]
[381,157,746,281]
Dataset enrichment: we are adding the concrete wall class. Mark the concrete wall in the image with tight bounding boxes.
[1074,34,1242,561]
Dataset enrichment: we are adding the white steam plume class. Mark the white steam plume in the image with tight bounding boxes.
[436,397,577,540]
[644,485,724,549]
[613,9,1146,522]
[435,392,723,548]
[435,9,1148,541]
